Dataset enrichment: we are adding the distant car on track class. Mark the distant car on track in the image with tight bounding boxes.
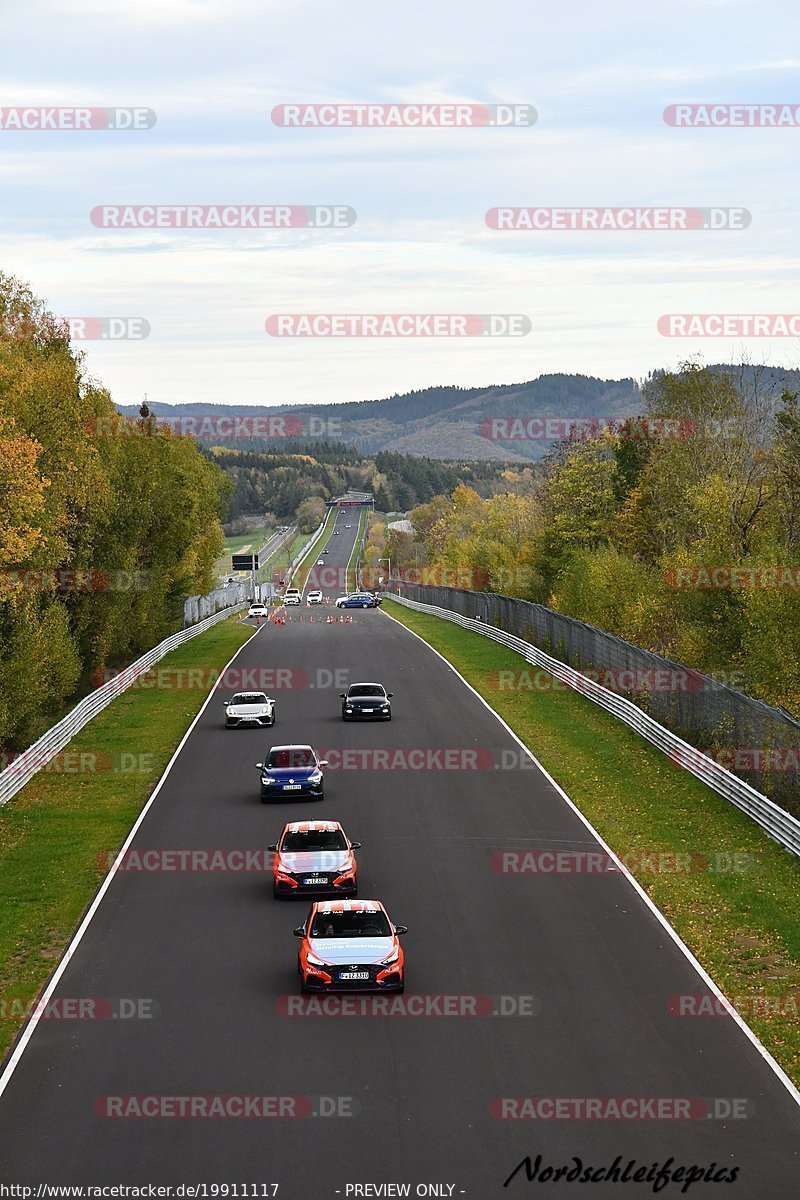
[269,820,361,898]
[307,589,323,604]
[224,691,276,728]
[294,899,406,993]
[257,744,328,803]
[248,602,268,618]
[341,682,392,721]
[283,587,301,606]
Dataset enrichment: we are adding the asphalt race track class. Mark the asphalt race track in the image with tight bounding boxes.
[1,512,798,1196]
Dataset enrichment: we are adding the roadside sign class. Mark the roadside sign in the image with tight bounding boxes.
[232,553,259,571]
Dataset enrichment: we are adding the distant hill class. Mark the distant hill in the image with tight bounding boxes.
[116,365,800,462]
[116,373,640,461]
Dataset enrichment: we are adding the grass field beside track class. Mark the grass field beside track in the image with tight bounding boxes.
[382,599,800,1086]
[0,615,254,1064]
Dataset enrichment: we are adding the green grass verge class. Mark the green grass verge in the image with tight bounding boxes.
[383,599,800,1085]
[0,614,253,1064]
[224,529,264,554]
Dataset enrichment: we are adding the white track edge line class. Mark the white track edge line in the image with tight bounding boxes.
[380,604,800,1110]
[0,622,263,1101]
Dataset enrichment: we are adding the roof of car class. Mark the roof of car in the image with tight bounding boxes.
[269,743,313,752]
[284,820,342,833]
[311,899,384,914]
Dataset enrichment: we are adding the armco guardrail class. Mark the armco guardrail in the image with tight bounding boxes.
[0,601,249,809]
[388,590,800,859]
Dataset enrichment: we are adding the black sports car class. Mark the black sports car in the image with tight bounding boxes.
[340,682,393,721]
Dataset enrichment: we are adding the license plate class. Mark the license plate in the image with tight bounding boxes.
[363,709,374,714]
[303,877,327,885]
[283,784,301,791]
[339,971,369,980]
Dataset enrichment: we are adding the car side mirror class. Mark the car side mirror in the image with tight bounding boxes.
[350,841,362,849]
[267,844,277,852]
[293,926,304,937]
[255,762,263,770]
[318,759,329,767]
[387,693,394,698]
[394,925,408,936]
[339,693,346,699]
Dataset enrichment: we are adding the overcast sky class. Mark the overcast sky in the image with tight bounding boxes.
[1,0,799,408]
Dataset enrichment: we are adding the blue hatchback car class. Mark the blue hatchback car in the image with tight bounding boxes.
[335,593,382,609]
[257,745,328,803]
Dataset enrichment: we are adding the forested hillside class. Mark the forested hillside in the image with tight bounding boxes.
[212,443,527,520]
[404,363,800,715]
[0,273,229,749]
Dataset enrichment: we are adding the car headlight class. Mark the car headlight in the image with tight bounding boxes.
[378,949,399,966]
[345,707,353,712]
[306,951,327,967]
[261,775,272,785]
